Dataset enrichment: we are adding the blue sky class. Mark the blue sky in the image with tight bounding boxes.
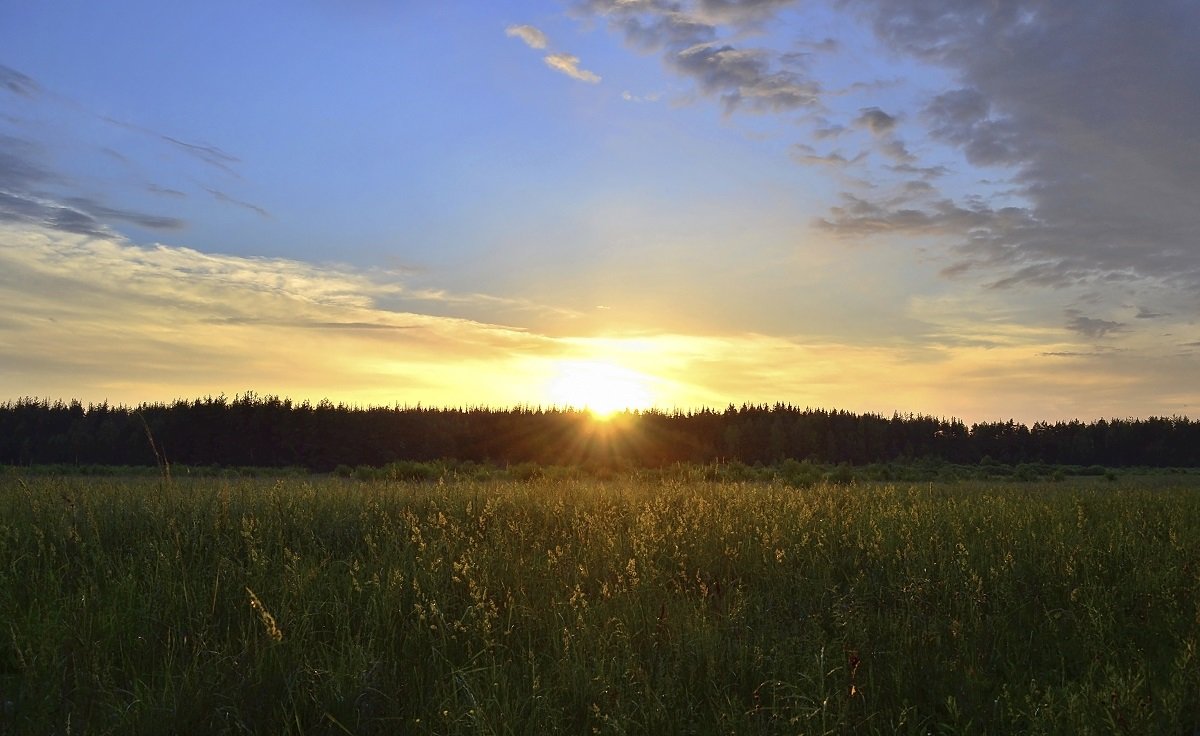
[2,1,1199,421]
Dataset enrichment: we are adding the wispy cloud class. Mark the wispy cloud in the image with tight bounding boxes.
[505,24,548,50]
[621,90,662,103]
[206,188,270,218]
[0,145,185,238]
[543,53,601,83]
[101,116,240,174]
[148,184,187,198]
[2,221,1196,420]
[506,23,602,84]
[0,64,40,98]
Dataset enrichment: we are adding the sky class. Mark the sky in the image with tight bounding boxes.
[2,0,1199,423]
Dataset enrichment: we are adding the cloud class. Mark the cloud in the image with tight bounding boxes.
[886,162,948,179]
[101,116,241,174]
[580,1,1200,307]
[0,134,56,190]
[0,183,184,238]
[621,90,662,103]
[3,220,1197,420]
[0,64,40,98]
[608,11,717,51]
[62,197,186,231]
[1066,314,1125,340]
[148,184,187,198]
[693,0,796,24]
[206,188,271,218]
[879,139,915,163]
[790,144,864,168]
[923,88,1021,167]
[0,132,187,239]
[0,136,183,235]
[579,1,821,113]
[1039,349,1123,358]
[855,107,897,135]
[0,222,572,403]
[160,134,240,170]
[0,73,246,241]
[838,0,1200,294]
[672,43,817,112]
[507,22,603,84]
[816,193,1009,237]
[544,53,602,83]
[505,24,548,50]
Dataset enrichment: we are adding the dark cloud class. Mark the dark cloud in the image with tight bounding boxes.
[841,0,1200,292]
[900,180,935,197]
[0,180,183,237]
[578,0,818,113]
[924,88,1021,167]
[0,132,186,236]
[939,261,973,278]
[817,193,1012,236]
[0,190,52,222]
[44,206,109,237]
[887,161,949,179]
[855,106,897,135]
[1066,314,1125,340]
[672,43,818,112]
[1135,307,1166,319]
[694,0,795,21]
[0,135,56,190]
[880,139,915,163]
[0,64,40,97]
[580,0,794,30]
[62,197,185,231]
[812,120,847,139]
[613,12,716,51]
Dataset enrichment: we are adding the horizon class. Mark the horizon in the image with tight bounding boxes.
[3,391,1195,428]
[3,1,1199,425]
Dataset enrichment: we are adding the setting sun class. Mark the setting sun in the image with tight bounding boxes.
[546,360,655,418]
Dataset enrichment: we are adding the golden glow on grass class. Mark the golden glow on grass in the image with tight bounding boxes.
[547,360,655,419]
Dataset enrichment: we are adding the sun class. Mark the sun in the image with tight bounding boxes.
[547,360,655,419]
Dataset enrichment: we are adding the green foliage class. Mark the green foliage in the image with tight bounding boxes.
[1,475,1199,734]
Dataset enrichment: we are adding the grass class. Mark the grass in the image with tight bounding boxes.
[1,473,1198,734]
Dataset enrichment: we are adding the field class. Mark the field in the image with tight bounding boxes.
[1,473,1198,734]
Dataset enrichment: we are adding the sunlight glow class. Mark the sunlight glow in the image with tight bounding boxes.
[547,360,655,418]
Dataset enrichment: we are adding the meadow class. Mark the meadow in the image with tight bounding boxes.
[1,472,1198,734]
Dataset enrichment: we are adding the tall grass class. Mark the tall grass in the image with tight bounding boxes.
[1,474,1198,734]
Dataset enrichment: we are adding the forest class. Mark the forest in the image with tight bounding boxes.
[2,393,1198,470]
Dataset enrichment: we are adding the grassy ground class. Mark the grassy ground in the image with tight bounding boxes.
[1,474,1198,734]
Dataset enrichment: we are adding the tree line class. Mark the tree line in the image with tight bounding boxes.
[1,394,1198,470]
